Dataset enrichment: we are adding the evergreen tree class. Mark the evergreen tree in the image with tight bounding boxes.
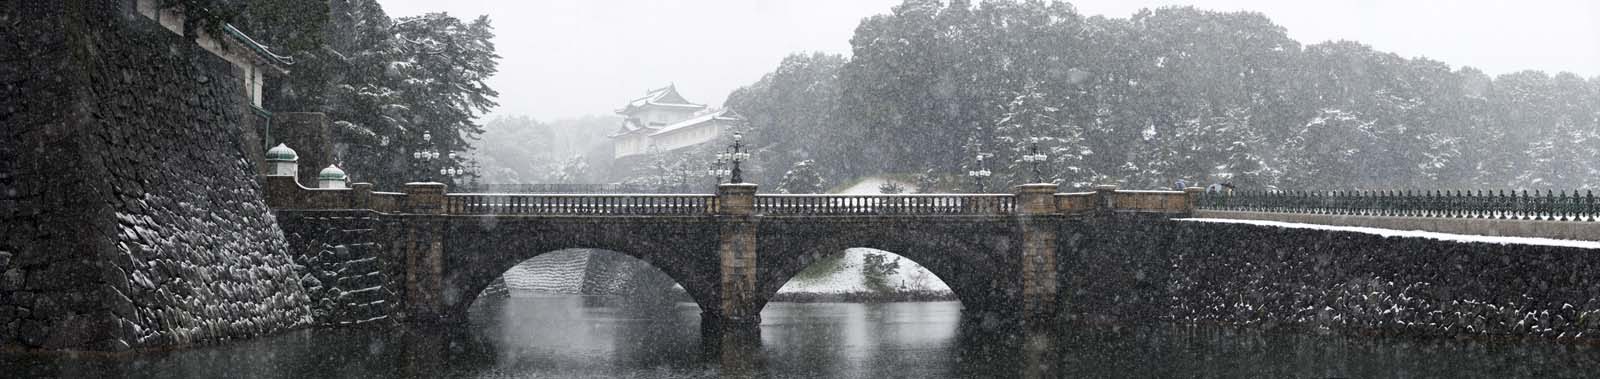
[778,160,825,194]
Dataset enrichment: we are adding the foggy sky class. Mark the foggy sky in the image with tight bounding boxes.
[374,0,1600,121]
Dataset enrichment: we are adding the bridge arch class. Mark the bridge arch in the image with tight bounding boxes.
[755,218,1020,316]
[436,216,723,322]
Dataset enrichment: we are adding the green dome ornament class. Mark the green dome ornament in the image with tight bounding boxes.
[266,143,298,162]
[265,143,299,177]
[318,165,348,189]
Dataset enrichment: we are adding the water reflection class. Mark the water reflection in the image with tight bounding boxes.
[3,295,1600,377]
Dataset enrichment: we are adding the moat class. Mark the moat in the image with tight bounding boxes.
[5,294,1599,378]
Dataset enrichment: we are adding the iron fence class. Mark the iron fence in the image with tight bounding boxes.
[1198,190,1599,221]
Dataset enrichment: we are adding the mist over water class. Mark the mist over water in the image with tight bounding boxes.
[5,294,1599,378]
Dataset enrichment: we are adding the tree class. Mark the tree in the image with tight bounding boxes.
[778,160,824,194]
[555,155,589,184]
[235,1,499,189]
[862,252,902,293]
[724,53,851,184]
[878,180,906,194]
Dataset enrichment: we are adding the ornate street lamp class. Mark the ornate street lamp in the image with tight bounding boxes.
[709,149,730,185]
[412,149,439,181]
[413,132,438,181]
[967,153,992,193]
[440,166,462,182]
[726,132,751,183]
[468,159,481,189]
[1020,138,1049,183]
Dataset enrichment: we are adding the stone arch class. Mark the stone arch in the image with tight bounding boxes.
[436,216,722,323]
[755,219,1018,315]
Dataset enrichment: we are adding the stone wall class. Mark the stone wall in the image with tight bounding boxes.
[1063,218,1600,340]
[277,211,405,326]
[0,1,311,350]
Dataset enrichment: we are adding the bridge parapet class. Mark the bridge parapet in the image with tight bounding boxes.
[1054,185,1192,216]
[264,174,405,212]
[444,193,717,215]
[266,170,1203,218]
[753,194,1015,215]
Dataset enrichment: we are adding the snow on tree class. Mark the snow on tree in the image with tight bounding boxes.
[778,160,824,194]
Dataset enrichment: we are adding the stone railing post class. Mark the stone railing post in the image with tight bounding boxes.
[351,182,374,210]
[1014,183,1060,328]
[402,182,447,323]
[1014,184,1059,215]
[714,183,760,325]
[404,182,447,215]
[1184,186,1204,216]
[1093,184,1118,215]
[262,175,303,209]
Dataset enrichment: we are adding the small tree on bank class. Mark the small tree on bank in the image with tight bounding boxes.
[778,160,824,194]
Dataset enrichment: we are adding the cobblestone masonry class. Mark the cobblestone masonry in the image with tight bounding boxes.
[1064,218,1600,340]
[0,1,311,351]
[277,211,404,327]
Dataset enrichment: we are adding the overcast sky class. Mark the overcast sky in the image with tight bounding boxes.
[375,0,1600,121]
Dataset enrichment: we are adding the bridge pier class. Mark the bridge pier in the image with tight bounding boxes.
[1015,183,1061,328]
[714,184,762,324]
[402,182,450,323]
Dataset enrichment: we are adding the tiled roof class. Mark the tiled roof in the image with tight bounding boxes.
[647,109,745,136]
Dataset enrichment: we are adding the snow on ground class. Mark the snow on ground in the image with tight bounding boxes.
[768,175,951,295]
[1180,218,1600,249]
[835,176,910,195]
[776,248,952,294]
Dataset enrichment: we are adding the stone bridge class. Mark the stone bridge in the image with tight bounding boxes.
[266,161,1600,342]
[265,172,1199,328]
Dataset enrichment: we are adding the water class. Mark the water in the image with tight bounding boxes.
[4,295,1599,378]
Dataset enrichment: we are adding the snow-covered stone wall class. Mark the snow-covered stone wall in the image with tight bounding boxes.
[0,2,311,351]
[1064,218,1600,340]
[277,211,404,326]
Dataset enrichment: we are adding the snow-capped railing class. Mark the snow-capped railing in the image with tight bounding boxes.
[445,194,716,215]
[457,183,679,194]
[753,194,1015,215]
[1199,190,1600,221]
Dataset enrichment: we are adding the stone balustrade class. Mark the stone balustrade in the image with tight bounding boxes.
[266,175,1198,218]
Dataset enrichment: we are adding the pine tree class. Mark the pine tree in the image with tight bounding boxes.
[778,160,824,194]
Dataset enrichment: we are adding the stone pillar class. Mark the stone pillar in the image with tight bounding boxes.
[262,174,304,209]
[351,182,373,210]
[404,182,447,215]
[1093,184,1118,215]
[715,184,760,324]
[403,182,448,322]
[1014,183,1060,328]
[1184,186,1205,216]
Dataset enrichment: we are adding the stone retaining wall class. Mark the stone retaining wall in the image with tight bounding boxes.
[277,211,405,326]
[0,1,311,351]
[1064,218,1600,340]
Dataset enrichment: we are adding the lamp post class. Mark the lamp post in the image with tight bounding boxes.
[440,166,462,183]
[727,132,750,183]
[709,150,730,188]
[967,153,992,193]
[412,149,439,182]
[1020,138,1049,184]
[412,132,437,182]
